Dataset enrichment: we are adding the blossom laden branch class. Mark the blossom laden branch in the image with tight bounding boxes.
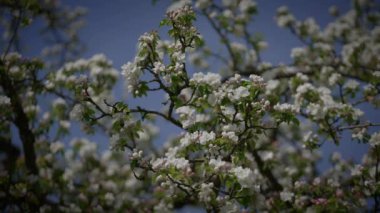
[337,122,380,131]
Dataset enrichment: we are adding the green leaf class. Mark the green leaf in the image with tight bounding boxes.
[193,36,204,47]
[159,18,170,27]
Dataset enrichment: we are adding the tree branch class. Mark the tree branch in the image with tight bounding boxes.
[0,63,38,174]
[337,122,380,131]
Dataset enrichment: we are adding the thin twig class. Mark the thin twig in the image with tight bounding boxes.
[337,122,380,131]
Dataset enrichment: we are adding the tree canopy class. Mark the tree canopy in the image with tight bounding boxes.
[1,0,380,212]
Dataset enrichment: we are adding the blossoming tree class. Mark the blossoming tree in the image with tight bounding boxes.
[1,0,380,212]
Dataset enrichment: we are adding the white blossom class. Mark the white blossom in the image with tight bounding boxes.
[152,147,190,171]
[198,131,216,145]
[369,131,380,147]
[209,158,230,171]
[280,191,294,202]
[199,182,214,203]
[352,128,366,141]
[195,0,211,10]
[351,164,363,176]
[191,72,221,88]
[121,62,141,92]
[303,131,319,147]
[231,166,253,188]
[222,131,239,143]
[273,103,298,113]
[328,73,341,86]
[176,106,209,128]
[152,61,166,74]
[50,141,65,153]
[52,98,66,108]
[291,47,307,59]
[373,71,380,77]
[260,151,274,161]
[171,157,190,170]
[59,120,71,130]
[104,192,115,205]
[249,74,264,84]
[229,86,250,101]
[239,0,256,13]
[265,80,280,95]
[343,80,359,90]
[0,95,10,106]
[179,131,216,148]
